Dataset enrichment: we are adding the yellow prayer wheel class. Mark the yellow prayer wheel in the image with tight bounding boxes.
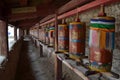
[58,24,69,52]
[89,17,115,72]
[69,22,86,60]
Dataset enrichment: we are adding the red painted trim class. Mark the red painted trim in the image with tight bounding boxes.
[77,0,120,13]
[40,0,120,25]
[58,0,120,19]
[58,9,77,19]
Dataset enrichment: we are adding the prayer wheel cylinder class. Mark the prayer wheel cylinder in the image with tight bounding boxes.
[41,29,43,42]
[42,28,46,43]
[39,29,42,41]
[58,24,69,52]
[48,26,55,47]
[45,28,49,45]
[89,17,115,72]
[69,22,86,59]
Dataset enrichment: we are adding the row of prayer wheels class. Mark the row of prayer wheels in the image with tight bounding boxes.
[38,25,55,47]
[39,28,44,42]
[34,6,115,72]
[30,28,38,38]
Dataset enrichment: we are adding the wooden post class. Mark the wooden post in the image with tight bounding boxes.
[14,27,17,40]
[6,23,9,54]
[26,29,29,35]
[55,54,62,80]
[37,27,39,40]
[0,20,7,56]
[19,28,24,38]
[19,28,21,38]
[24,29,26,36]
[55,11,58,52]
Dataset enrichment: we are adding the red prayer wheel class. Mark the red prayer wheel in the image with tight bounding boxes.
[89,16,115,72]
[69,21,86,59]
[58,24,69,52]
[42,28,46,43]
[48,26,55,47]
[45,27,49,45]
[39,29,42,41]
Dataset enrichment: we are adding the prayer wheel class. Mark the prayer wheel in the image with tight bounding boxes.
[39,29,42,41]
[45,27,49,45]
[41,29,43,42]
[89,17,115,72]
[48,26,55,47]
[42,28,46,43]
[58,23,69,52]
[69,21,86,59]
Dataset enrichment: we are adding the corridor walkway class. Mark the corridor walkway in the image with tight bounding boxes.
[15,36,54,80]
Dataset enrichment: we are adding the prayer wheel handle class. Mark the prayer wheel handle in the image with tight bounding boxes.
[62,18,66,24]
[98,5,106,17]
[75,12,80,22]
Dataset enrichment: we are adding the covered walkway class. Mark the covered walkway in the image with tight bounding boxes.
[15,36,54,80]
[0,0,120,80]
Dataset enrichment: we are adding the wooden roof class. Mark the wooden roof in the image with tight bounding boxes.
[0,0,93,29]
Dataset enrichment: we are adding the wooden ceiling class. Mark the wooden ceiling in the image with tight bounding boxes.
[0,0,94,29]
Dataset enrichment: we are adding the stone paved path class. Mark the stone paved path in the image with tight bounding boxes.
[15,37,54,80]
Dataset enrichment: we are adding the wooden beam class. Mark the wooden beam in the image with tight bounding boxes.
[40,14,55,23]
[39,0,120,26]
[18,22,37,27]
[9,12,38,22]
[19,26,31,29]
[58,0,120,19]
[16,18,40,28]
[39,0,90,25]
[40,18,55,26]
[58,0,93,14]
[12,7,36,14]
[19,0,28,6]
[9,4,56,22]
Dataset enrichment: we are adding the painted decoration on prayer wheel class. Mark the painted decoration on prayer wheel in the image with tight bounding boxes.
[48,26,55,47]
[89,17,115,72]
[69,22,86,59]
[58,24,69,52]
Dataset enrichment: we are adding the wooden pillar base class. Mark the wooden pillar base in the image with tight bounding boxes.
[39,44,43,57]
[55,54,62,80]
